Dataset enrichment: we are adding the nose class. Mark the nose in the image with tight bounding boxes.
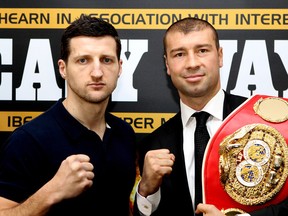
[186,52,200,69]
[90,60,103,78]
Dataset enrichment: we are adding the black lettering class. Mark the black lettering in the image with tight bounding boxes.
[12,116,22,127]
[134,118,143,128]
[144,118,154,129]
[123,117,133,125]
[23,116,33,124]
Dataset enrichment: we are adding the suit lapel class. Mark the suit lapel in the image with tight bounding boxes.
[223,91,247,119]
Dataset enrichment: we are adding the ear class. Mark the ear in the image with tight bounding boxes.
[118,59,123,77]
[164,55,171,76]
[218,47,223,68]
[58,59,67,79]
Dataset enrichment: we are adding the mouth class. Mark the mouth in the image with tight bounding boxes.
[88,82,105,89]
[184,73,205,83]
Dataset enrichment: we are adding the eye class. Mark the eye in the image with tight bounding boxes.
[199,49,208,54]
[102,57,113,64]
[78,58,87,64]
[174,52,184,58]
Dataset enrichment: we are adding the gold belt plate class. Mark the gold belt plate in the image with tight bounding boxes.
[219,123,288,205]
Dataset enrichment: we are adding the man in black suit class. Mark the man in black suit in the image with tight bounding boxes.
[134,17,288,216]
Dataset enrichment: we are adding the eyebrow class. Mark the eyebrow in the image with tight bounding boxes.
[70,54,89,60]
[193,44,213,49]
[169,43,213,54]
[169,47,185,54]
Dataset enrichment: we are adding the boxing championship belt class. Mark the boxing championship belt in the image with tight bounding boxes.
[203,94,288,215]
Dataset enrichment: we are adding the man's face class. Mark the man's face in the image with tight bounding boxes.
[58,36,122,104]
[164,28,223,105]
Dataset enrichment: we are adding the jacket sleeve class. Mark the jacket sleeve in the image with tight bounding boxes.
[249,198,288,216]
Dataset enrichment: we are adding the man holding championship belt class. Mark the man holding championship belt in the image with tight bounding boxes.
[134,17,288,216]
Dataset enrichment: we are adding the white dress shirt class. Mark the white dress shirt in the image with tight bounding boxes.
[182,89,224,210]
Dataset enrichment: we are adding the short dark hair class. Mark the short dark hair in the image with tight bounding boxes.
[163,17,220,56]
[60,14,121,62]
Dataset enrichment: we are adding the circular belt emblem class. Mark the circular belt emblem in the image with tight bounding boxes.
[253,97,288,123]
[219,123,288,205]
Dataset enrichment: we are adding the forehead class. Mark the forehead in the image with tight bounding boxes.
[69,36,117,54]
[165,28,216,49]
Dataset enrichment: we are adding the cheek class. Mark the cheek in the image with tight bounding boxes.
[107,70,121,83]
[167,59,182,74]
[169,65,183,77]
[210,54,222,67]
[205,57,220,71]
[65,69,82,85]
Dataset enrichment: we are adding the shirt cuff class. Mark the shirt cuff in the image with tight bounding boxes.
[136,181,161,216]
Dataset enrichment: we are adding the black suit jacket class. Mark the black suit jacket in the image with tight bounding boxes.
[134,92,288,216]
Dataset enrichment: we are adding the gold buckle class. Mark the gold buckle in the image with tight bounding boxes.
[221,208,246,216]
